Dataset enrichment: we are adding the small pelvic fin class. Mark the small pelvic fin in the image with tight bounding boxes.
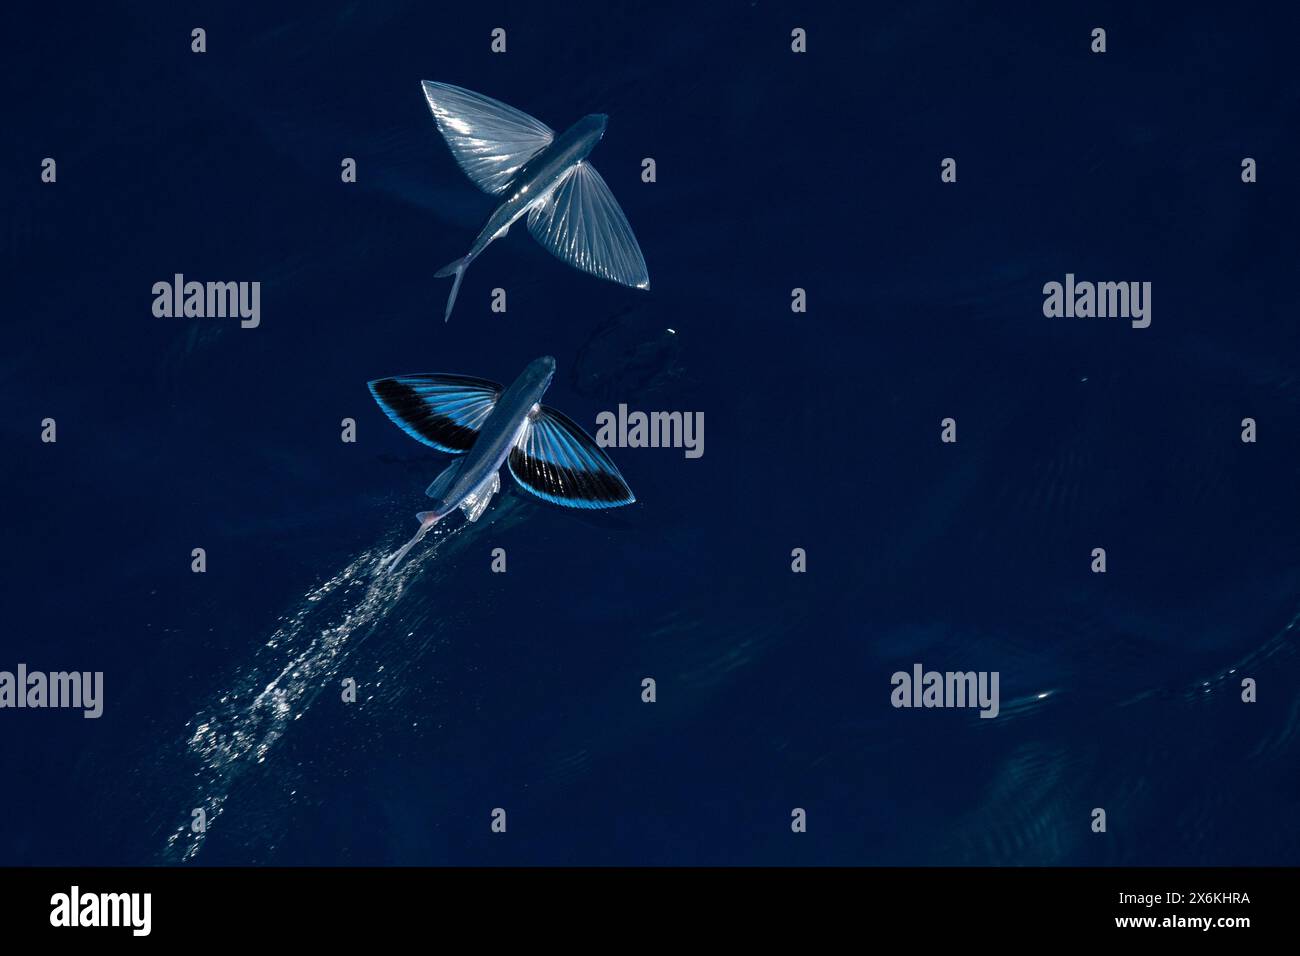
[460,470,501,522]
[383,512,439,574]
[434,254,472,322]
[425,458,465,501]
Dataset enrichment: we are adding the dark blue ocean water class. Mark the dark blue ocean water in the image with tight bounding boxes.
[3,2,1299,865]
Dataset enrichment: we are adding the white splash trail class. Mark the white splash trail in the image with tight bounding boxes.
[161,521,470,862]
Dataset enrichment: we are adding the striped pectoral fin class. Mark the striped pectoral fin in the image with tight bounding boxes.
[508,406,635,509]
[420,81,555,195]
[526,162,650,290]
[368,374,503,452]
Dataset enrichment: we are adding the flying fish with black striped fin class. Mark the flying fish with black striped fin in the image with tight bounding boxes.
[368,356,635,571]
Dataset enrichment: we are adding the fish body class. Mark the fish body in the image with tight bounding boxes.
[462,114,608,261]
[421,81,649,321]
[368,356,635,570]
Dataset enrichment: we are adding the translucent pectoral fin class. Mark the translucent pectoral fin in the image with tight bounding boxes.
[420,81,555,195]
[526,162,650,290]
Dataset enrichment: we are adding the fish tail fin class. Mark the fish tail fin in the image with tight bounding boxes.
[383,512,440,574]
[434,254,472,322]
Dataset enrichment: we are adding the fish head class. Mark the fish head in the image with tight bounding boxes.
[524,355,557,392]
[577,113,608,146]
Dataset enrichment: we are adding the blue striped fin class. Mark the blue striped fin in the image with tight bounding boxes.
[509,406,635,509]
[368,374,502,453]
